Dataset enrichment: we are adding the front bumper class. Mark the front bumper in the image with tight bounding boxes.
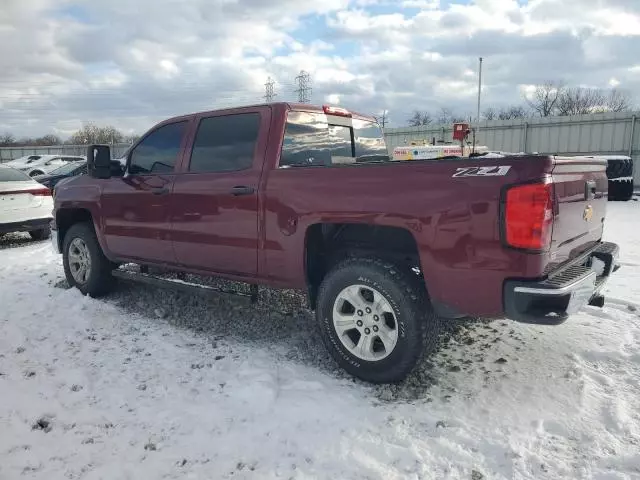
[504,242,619,325]
[0,217,52,234]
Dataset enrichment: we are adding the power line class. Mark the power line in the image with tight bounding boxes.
[294,70,312,104]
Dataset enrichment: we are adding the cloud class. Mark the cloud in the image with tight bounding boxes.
[0,0,639,136]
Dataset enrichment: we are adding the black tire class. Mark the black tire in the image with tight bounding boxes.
[29,227,50,240]
[63,222,116,297]
[608,178,634,201]
[316,257,440,383]
[29,170,44,177]
[606,158,633,179]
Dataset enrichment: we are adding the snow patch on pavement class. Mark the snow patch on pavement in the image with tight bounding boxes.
[1,203,640,479]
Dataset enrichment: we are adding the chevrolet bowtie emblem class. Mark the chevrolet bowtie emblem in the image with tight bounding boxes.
[583,205,594,222]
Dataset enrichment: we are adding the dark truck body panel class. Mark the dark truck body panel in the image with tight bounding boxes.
[52,102,617,321]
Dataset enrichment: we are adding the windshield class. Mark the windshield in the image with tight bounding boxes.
[49,161,86,176]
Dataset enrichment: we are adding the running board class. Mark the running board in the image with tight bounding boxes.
[112,269,258,303]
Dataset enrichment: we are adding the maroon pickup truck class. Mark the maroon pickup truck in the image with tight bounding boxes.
[51,103,619,383]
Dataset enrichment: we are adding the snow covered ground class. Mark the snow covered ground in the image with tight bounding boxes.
[1,203,640,480]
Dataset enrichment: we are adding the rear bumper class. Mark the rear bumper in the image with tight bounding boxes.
[504,242,619,325]
[0,217,52,234]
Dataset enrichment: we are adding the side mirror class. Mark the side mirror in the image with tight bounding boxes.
[109,160,124,177]
[87,145,112,179]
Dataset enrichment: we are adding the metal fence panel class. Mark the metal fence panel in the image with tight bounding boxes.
[384,111,640,184]
[0,143,132,163]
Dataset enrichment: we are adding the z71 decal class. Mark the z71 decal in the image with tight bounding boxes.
[452,166,511,178]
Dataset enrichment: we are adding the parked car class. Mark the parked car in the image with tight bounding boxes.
[3,155,44,168]
[33,160,88,189]
[50,103,619,383]
[0,165,53,239]
[4,155,85,177]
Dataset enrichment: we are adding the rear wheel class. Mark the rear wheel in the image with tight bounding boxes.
[316,257,440,383]
[29,170,44,177]
[29,228,50,240]
[63,222,116,296]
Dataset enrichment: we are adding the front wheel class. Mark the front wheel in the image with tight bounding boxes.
[62,222,115,296]
[316,257,440,383]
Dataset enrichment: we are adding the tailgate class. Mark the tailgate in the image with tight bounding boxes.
[550,156,608,264]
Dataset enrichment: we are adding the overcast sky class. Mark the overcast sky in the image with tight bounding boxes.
[1,0,639,138]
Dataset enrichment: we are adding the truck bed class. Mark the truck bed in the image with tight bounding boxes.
[263,154,608,318]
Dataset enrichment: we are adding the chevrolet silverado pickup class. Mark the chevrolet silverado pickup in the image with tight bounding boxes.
[50,103,619,383]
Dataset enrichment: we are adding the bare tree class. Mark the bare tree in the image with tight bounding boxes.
[525,81,564,117]
[407,111,422,127]
[69,124,124,145]
[38,134,62,145]
[556,87,605,116]
[606,89,633,112]
[483,107,497,120]
[407,111,432,127]
[498,105,528,120]
[419,112,433,126]
[437,108,453,124]
[0,132,15,146]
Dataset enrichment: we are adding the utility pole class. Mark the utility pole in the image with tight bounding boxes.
[476,57,483,123]
[264,76,276,103]
[294,70,312,104]
[375,110,388,128]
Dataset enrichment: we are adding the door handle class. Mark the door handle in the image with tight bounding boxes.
[231,186,255,196]
[151,187,170,195]
[585,180,596,200]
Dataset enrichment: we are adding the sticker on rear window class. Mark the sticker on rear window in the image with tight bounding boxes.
[452,166,511,177]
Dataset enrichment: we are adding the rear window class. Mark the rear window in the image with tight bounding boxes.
[189,113,260,173]
[0,167,31,182]
[279,112,388,168]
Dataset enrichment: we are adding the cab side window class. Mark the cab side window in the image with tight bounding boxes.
[130,121,187,174]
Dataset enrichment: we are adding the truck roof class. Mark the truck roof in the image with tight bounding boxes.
[160,102,376,126]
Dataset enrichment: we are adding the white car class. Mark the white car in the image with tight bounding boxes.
[0,165,53,240]
[4,154,85,177]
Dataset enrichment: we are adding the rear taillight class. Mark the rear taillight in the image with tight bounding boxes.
[31,188,52,196]
[504,182,554,251]
[0,187,51,196]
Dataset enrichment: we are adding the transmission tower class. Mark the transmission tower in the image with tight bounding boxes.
[294,70,312,104]
[264,77,276,103]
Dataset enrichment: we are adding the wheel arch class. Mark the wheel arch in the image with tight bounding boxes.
[55,208,109,257]
[304,222,427,310]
